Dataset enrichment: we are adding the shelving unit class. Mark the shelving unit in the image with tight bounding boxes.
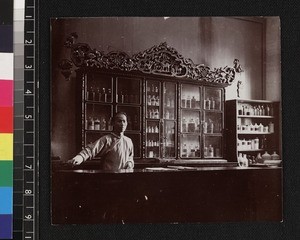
[225,99,281,162]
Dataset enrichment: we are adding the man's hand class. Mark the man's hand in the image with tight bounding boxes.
[125,161,134,169]
[71,155,84,165]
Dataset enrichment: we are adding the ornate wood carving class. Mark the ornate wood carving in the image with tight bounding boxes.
[60,33,237,85]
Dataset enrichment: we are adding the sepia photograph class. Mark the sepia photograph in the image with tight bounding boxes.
[50,17,282,224]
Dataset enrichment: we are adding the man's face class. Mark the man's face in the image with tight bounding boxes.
[113,114,128,133]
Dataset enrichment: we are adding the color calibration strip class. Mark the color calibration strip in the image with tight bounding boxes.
[0,0,14,239]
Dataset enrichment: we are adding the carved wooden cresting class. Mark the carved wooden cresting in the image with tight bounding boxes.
[60,32,237,85]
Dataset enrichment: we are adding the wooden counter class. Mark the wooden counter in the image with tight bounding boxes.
[52,166,282,224]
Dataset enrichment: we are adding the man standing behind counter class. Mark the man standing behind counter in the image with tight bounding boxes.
[71,112,134,170]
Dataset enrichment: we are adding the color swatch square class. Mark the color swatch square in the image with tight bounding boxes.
[0,80,13,107]
[0,53,13,80]
[0,134,13,160]
[0,107,13,133]
[0,214,12,239]
[0,187,12,214]
[0,161,13,187]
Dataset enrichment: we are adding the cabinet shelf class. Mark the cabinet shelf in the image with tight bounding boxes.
[238,115,274,118]
[238,149,265,152]
[237,131,273,135]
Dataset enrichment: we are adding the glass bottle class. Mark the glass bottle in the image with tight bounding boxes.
[101,117,106,130]
[271,151,280,160]
[102,88,107,102]
[188,118,196,132]
[205,98,211,110]
[154,109,159,119]
[94,118,100,130]
[96,87,101,102]
[262,151,271,161]
[204,146,208,157]
[167,97,171,107]
[203,121,208,133]
[182,143,187,157]
[238,153,243,167]
[89,86,95,101]
[190,144,195,157]
[182,118,187,132]
[147,95,152,106]
[186,96,191,108]
[156,96,160,106]
[165,110,170,119]
[181,94,186,108]
[256,153,263,164]
[208,120,214,133]
[238,104,243,115]
[191,96,196,108]
[151,95,156,106]
[88,117,94,130]
[107,88,112,102]
[208,145,214,157]
[211,97,215,110]
[266,105,270,116]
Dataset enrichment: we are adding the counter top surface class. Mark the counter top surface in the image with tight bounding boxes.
[55,165,281,174]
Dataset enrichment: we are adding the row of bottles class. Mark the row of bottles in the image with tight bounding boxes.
[86,87,112,102]
[181,118,219,133]
[238,151,280,166]
[181,95,200,109]
[147,109,160,119]
[86,117,112,131]
[238,104,274,116]
[164,97,175,108]
[164,110,175,120]
[146,125,159,133]
[237,138,259,150]
[147,95,160,106]
[147,84,159,93]
[204,145,221,158]
[182,118,200,132]
[238,135,269,150]
[204,98,217,110]
[238,122,274,133]
[181,143,201,157]
[146,140,160,147]
[117,91,139,104]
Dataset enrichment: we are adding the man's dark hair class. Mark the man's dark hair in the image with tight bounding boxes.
[111,112,128,123]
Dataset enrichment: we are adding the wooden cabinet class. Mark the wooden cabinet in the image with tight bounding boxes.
[225,99,281,162]
[77,70,227,162]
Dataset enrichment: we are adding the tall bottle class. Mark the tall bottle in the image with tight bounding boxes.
[205,98,211,109]
[208,119,214,133]
[181,94,186,108]
[182,118,187,132]
[211,97,215,110]
[191,96,196,108]
[208,144,214,157]
[186,96,191,108]
[182,143,188,157]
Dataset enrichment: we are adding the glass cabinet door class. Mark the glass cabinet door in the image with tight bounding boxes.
[203,136,223,158]
[203,87,223,111]
[86,74,113,103]
[203,87,224,158]
[116,77,141,104]
[162,82,177,158]
[145,80,161,158]
[180,84,202,158]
